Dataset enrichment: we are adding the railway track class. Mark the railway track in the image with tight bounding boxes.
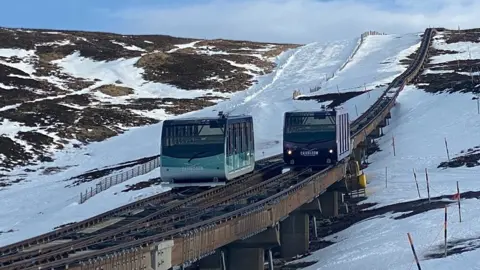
[1,28,436,270]
[2,166,316,269]
[0,155,284,267]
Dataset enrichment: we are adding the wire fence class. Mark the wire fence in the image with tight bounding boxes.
[305,30,386,96]
[79,157,161,204]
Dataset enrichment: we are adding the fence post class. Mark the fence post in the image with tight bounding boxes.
[456,181,462,222]
[392,136,396,156]
[385,167,388,188]
[425,168,431,203]
[413,168,421,198]
[444,205,448,257]
[444,138,450,162]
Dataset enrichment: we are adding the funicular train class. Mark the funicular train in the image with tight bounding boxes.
[282,106,351,169]
[160,112,255,187]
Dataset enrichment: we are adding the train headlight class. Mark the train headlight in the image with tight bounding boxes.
[287,149,292,155]
[329,149,333,153]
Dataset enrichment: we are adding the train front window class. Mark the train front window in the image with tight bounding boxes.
[284,115,336,143]
[162,122,225,158]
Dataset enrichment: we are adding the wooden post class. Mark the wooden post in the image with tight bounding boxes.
[407,233,422,270]
[444,205,448,257]
[392,136,396,156]
[457,181,462,222]
[385,167,388,188]
[413,168,421,198]
[425,168,431,203]
[444,137,450,162]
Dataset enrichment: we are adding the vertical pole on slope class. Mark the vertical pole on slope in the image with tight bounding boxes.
[444,137,450,162]
[392,136,396,156]
[407,233,422,270]
[337,85,340,93]
[413,168,421,198]
[457,181,462,223]
[355,104,359,117]
[477,96,479,114]
[444,205,448,257]
[385,166,388,188]
[425,168,431,203]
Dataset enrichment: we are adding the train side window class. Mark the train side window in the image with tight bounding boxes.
[235,123,240,153]
[340,114,343,153]
[239,122,243,153]
[343,114,346,153]
[226,124,230,155]
[229,124,235,155]
[344,114,348,152]
[242,122,246,152]
[246,121,250,151]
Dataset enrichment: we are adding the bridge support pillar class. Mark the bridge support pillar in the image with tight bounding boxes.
[198,251,225,270]
[224,226,280,270]
[319,191,339,217]
[227,247,264,270]
[370,127,382,138]
[280,213,309,259]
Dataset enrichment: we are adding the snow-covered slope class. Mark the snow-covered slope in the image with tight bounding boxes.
[293,86,480,270]
[0,27,297,171]
[290,29,480,270]
[0,32,423,246]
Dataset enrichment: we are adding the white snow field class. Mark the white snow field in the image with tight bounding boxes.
[291,31,480,269]
[0,33,421,246]
[293,85,480,270]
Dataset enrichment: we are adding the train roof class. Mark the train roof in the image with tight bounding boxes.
[163,114,252,125]
[285,106,347,116]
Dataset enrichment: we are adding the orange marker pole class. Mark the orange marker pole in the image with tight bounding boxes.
[407,233,422,270]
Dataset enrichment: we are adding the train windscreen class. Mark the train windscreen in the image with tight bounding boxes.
[162,121,225,159]
[284,113,336,143]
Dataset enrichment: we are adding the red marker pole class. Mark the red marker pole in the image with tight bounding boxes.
[457,181,462,222]
[444,206,448,257]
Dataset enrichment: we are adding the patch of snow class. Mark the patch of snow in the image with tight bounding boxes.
[36,40,72,47]
[52,52,231,106]
[224,59,263,72]
[166,40,201,53]
[0,48,37,75]
[110,40,146,52]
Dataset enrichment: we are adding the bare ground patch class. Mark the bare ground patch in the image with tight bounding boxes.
[414,29,480,94]
[94,84,134,96]
[438,145,480,168]
[295,90,369,108]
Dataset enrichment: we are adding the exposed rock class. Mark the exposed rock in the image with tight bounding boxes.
[95,84,134,97]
